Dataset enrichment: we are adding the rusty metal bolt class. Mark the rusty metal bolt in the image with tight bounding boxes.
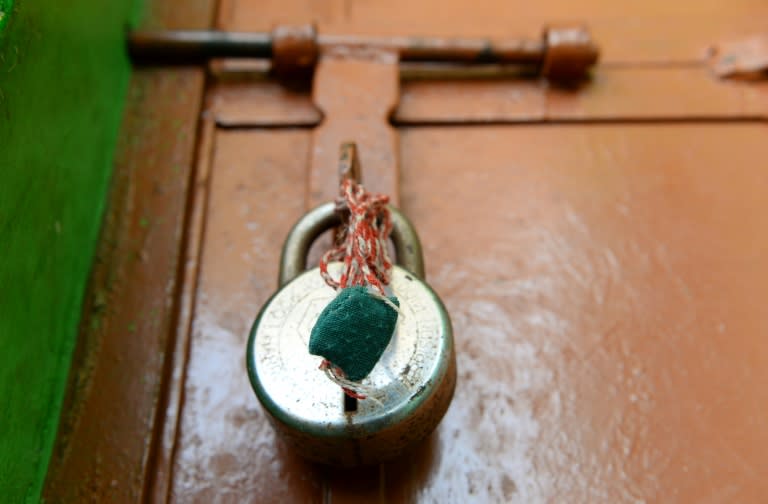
[271,24,319,80]
[541,26,599,81]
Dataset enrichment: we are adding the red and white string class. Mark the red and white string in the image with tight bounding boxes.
[319,178,393,295]
[317,178,395,400]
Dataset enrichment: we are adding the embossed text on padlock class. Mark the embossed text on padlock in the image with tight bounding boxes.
[246,202,456,467]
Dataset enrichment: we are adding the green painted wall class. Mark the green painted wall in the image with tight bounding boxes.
[0,1,12,33]
[0,0,141,501]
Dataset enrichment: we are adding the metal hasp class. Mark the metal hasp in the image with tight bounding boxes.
[128,24,599,81]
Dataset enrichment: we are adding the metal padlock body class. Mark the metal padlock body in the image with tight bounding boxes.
[247,203,456,467]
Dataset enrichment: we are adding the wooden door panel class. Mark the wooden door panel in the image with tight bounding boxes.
[209,73,768,127]
[168,130,322,503]
[398,70,768,123]
[399,124,768,502]
[167,123,768,502]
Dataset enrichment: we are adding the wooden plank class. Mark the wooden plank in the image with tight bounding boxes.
[399,67,768,123]
[168,130,322,503]
[211,78,322,128]
[211,67,768,126]
[148,116,217,503]
[392,124,768,502]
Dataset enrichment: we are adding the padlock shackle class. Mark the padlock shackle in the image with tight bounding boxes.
[279,202,425,287]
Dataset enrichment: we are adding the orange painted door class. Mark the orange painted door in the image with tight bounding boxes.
[47,1,768,502]
[159,2,768,502]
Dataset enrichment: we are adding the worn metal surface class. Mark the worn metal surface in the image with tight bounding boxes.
[540,25,599,80]
[271,24,320,80]
[337,142,361,185]
[279,202,425,285]
[253,194,451,468]
[248,261,455,466]
[216,0,768,64]
[129,26,598,79]
[128,30,272,63]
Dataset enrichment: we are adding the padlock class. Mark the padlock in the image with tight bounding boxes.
[246,201,456,466]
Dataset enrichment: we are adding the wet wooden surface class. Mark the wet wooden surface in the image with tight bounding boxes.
[165,119,768,502]
[161,1,768,503]
[308,53,401,206]
[211,69,768,127]
[400,125,768,502]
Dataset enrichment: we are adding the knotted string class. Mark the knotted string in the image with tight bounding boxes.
[320,178,393,295]
[317,178,395,400]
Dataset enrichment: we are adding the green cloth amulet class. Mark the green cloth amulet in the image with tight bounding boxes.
[308,286,399,381]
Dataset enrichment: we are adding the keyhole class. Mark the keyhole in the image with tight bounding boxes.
[344,394,358,413]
